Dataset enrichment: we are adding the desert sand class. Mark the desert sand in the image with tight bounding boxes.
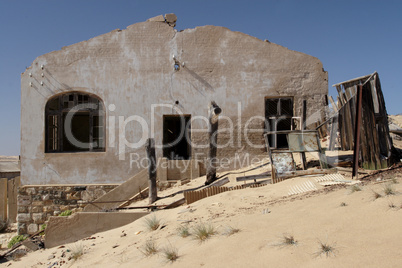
[2,117,402,268]
[3,164,401,268]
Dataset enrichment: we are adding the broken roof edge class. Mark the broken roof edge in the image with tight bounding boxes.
[332,71,377,87]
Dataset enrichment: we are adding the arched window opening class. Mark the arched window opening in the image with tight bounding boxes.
[45,92,105,153]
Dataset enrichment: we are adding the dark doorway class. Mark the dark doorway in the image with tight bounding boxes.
[163,115,191,159]
[265,97,293,148]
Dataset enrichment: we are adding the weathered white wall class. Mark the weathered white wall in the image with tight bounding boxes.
[21,17,327,185]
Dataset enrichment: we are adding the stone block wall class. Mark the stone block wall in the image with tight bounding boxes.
[17,184,119,235]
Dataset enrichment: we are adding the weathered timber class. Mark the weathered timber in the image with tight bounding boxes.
[277,168,337,180]
[334,72,396,171]
[329,116,338,150]
[205,101,222,185]
[352,84,363,178]
[0,228,44,259]
[329,96,338,113]
[118,186,149,208]
[300,99,307,170]
[236,173,270,182]
[146,138,158,204]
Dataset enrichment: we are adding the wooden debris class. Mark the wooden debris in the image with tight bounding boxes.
[330,72,395,170]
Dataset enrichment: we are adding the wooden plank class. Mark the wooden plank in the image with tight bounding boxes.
[208,176,229,187]
[335,167,369,174]
[329,116,338,150]
[164,198,185,209]
[329,96,338,113]
[337,107,346,149]
[343,97,354,149]
[7,176,21,223]
[118,186,149,208]
[0,227,44,259]
[277,168,337,180]
[0,178,7,221]
[236,173,270,182]
[390,129,402,135]
[336,86,345,105]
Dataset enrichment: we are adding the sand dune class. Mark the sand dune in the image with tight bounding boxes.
[8,166,402,268]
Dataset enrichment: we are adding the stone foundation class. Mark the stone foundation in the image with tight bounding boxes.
[17,184,119,235]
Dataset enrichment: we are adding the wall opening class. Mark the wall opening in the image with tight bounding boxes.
[265,97,294,149]
[163,115,191,159]
[45,92,105,153]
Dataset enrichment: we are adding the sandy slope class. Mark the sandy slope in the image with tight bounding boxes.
[9,171,402,268]
[3,116,402,267]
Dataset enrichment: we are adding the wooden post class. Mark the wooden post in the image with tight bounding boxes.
[300,100,307,170]
[146,138,158,204]
[352,84,363,178]
[205,101,222,185]
[0,178,7,221]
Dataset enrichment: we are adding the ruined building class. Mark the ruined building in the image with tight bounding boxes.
[20,14,328,186]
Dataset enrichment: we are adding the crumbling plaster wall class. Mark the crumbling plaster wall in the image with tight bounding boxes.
[21,17,327,185]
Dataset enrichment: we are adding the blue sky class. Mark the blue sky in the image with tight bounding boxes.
[1,0,401,156]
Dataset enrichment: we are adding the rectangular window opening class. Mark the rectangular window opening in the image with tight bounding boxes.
[265,97,294,149]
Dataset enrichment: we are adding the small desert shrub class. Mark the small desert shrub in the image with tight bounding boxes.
[350,185,362,193]
[162,244,179,262]
[69,243,84,261]
[192,223,216,241]
[39,223,47,235]
[144,215,161,231]
[383,184,395,196]
[177,225,191,238]
[282,234,298,246]
[340,202,347,207]
[222,226,240,236]
[140,240,158,256]
[372,190,382,200]
[315,240,336,258]
[7,235,26,248]
[59,210,73,217]
[388,201,398,210]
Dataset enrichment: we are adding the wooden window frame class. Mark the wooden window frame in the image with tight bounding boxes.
[45,92,105,153]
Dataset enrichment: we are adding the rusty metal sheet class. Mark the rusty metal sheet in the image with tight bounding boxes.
[288,132,319,152]
[271,152,295,174]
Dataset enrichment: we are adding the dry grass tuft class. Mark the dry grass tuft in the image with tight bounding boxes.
[177,225,191,238]
[162,244,179,262]
[315,240,336,258]
[371,190,382,200]
[192,223,217,242]
[383,184,395,196]
[69,243,84,261]
[282,234,298,246]
[140,240,158,256]
[144,215,161,231]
